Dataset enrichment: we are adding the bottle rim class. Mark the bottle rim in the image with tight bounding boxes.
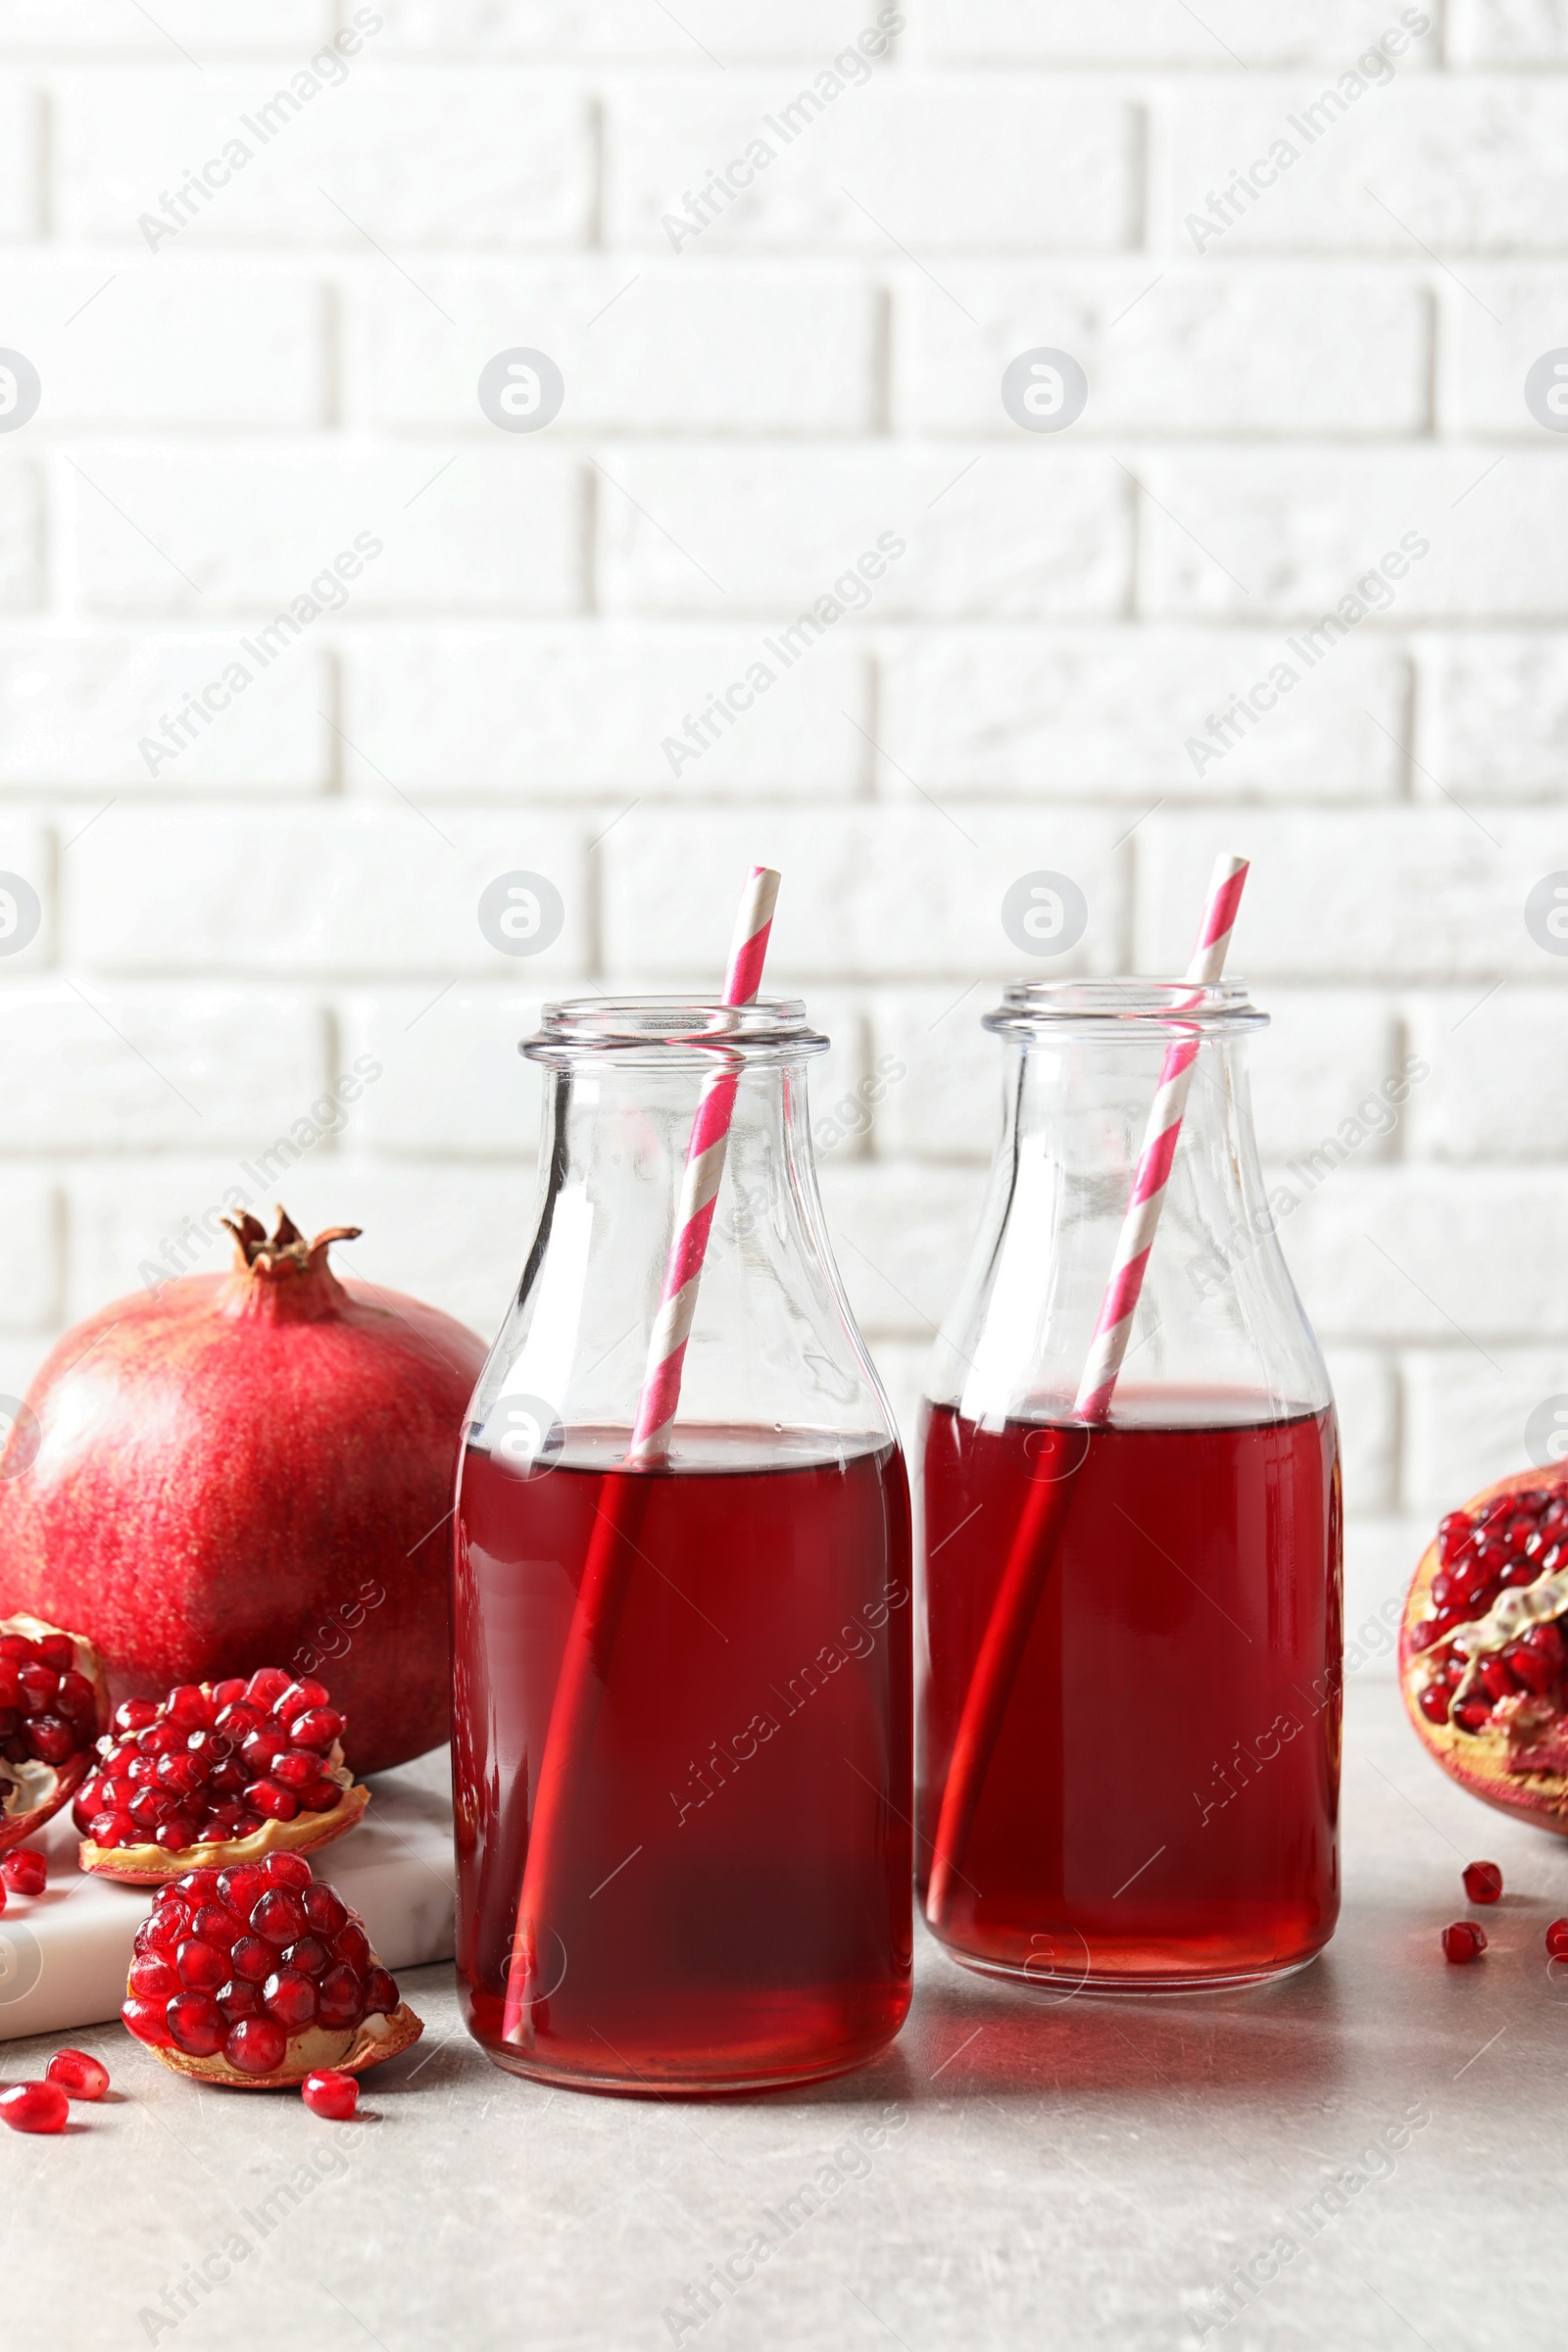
[523,994,829,1064]
[985,979,1268,1036]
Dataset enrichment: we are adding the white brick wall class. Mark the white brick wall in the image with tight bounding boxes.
[4,0,1565,1676]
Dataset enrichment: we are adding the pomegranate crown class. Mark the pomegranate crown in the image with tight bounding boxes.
[220,1207,362,1279]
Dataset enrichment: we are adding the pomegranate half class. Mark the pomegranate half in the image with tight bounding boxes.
[0,1211,487,1773]
[0,1613,108,1850]
[1400,1469,1568,1832]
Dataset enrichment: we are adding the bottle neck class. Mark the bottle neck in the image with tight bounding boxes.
[930,1024,1330,1428]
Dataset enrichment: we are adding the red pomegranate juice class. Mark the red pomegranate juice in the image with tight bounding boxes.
[919,1394,1341,1986]
[454,1429,912,2088]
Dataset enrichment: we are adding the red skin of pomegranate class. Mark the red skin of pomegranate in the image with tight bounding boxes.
[1400,1468,1568,1836]
[0,1215,487,1774]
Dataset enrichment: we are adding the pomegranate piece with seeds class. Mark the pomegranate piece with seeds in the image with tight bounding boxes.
[0,1614,108,1854]
[0,2081,70,2132]
[1401,1475,1568,1834]
[1461,1860,1502,1904]
[46,2049,110,2100]
[121,1851,421,2089]
[76,1668,369,1886]
[1442,1920,1487,1963]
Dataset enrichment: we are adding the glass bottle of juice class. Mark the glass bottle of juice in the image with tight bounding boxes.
[918,981,1342,1991]
[454,997,911,2091]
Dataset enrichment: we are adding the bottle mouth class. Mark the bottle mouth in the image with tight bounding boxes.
[984,980,1267,1036]
[524,995,828,1065]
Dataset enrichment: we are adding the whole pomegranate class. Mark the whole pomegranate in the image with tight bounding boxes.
[0,1211,486,1772]
[1400,1470,1568,1831]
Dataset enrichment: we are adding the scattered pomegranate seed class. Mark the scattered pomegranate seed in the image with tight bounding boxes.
[47,2048,110,2100]
[303,2068,359,2121]
[1442,1921,1487,1963]
[0,2081,69,2133]
[1546,1918,1568,1959]
[1,1846,47,1896]
[1462,1861,1503,1905]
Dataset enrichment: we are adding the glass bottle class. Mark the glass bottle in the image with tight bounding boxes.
[918,981,1341,1991]
[454,997,912,2091]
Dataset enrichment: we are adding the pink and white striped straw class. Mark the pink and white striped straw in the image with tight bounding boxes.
[1072,852,1250,1422]
[627,862,780,1463]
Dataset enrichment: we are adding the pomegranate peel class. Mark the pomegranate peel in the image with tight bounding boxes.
[1400,1470,1568,1833]
[80,1781,369,1885]
[0,1613,108,1852]
[147,2002,421,2090]
[75,1669,370,1886]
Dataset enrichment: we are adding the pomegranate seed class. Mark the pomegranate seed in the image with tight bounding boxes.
[35,1634,74,1674]
[240,1728,290,1774]
[229,1935,274,1984]
[155,1817,199,1853]
[215,1703,263,1740]
[303,1885,348,1936]
[271,1752,318,1791]
[166,1685,213,1730]
[218,1979,263,2022]
[0,1633,36,1661]
[212,1679,248,1709]
[1442,1921,1487,1964]
[1417,1684,1451,1724]
[17,1662,58,1710]
[303,2069,359,2121]
[251,1888,308,1944]
[263,1969,318,2030]
[316,1964,366,2030]
[1453,1697,1494,1733]
[1,1847,46,1897]
[91,1809,137,1846]
[1546,1919,1568,1959]
[27,1715,77,1765]
[281,1935,332,1979]
[122,1995,173,2048]
[176,1937,229,1992]
[363,1967,398,2017]
[47,2048,110,2100]
[56,1671,97,1719]
[0,2081,69,2133]
[290,1708,345,1750]
[157,1751,206,1796]
[244,1669,293,1708]
[1462,1861,1503,1904]
[274,1678,329,1723]
[143,1721,185,1756]
[247,1779,297,1822]
[1478,1656,1518,1702]
[265,1852,313,1891]
[130,1954,179,2000]
[218,1863,269,1918]
[299,1781,342,1813]
[331,1923,371,1973]
[175,1867,220,1896]
[167,1991,226,2056]
[191,1903,241,1949]
[225,2016,287,2076]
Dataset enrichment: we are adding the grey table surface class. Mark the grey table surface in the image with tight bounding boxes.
[3,1680,1561,2352]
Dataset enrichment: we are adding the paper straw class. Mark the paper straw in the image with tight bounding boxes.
[502,865,781,2044]
[923,854,1250,1930]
